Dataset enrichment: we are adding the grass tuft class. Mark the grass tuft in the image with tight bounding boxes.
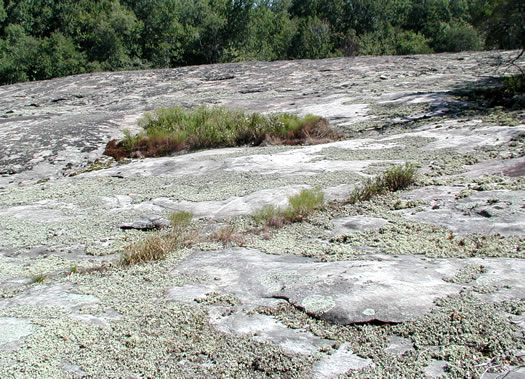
[286,187,325,221]
[209,225,240,246]
[253,205,287,228]
[253,188,324,228]
[120,234,176,266]
[31,273,47,284]
[349,163,416,204]
[169,210,193,231]
[104,106,335,159]
[121,211,198,265]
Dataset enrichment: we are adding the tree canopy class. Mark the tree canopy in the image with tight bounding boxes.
[0,0,522,85]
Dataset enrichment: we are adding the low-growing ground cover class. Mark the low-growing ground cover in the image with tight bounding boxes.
[104,106,338,159]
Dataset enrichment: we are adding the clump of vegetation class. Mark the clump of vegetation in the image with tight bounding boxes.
[120,234,176,265]
[121,211,196,265]
[253,205,288,229]
[253,188,324,228]
[31,273,47,284]
[169,210,193,231]
[209,225,239,246]
[104,106,336,159]
[286,187,325,221]
[348,163,416,204]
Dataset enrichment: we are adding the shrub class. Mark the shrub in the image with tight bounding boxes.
[381,163,417,192]
[253,188,324,228]
[105,106,335,159]
[396,31,432,55]
[434,22,482,53]
[349,163,416,204]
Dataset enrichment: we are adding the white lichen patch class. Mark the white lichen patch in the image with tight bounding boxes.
[0,318,34,348]
[0,248,313,377]
[301,295,336,316]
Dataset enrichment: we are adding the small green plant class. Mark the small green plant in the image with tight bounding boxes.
[381,163,417,192]
[253,205,286,228]
[122,129,140,151]
[169,210,193,230]
[253,188,324,228]
[31,273,47,284]
[349,163,416,204]
[70,265,78,274]
[286,187,325,221]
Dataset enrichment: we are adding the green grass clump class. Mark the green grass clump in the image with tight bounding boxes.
[105,105,334,159]
[349,163,416,204]
[253,205,287,228]
[286,187,325,221]
[169,210,193,231]
[253,188,324,228]
[31,273,47,284]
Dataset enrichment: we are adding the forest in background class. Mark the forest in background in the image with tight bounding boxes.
[0,0,523,85]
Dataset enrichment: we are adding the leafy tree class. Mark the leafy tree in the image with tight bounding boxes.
[36,32,87,79]
[483,0,525,50]
[291,16,336,59]
[59,1,142,70]
[433,21,482,52]
[0,0,521,85]
[0,1,6,24]
[0,24,40,83]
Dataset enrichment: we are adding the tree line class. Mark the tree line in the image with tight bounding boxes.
[0,0,523,85]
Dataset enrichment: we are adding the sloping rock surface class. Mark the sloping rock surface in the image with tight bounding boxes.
[0,51,524,377]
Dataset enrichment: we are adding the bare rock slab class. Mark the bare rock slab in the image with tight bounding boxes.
[0,318,34,352]
[0,284,99,311]
[402,187,525,235]
[169,248,525,324]
[331,216,388,237]
[312,343,373,378]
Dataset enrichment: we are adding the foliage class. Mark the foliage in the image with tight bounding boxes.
[1,0,522,85]
[253,187,324,228]
[253,205,287,228]
[433,22,482,52]
[349,163,416,204]
[105,106,333,159]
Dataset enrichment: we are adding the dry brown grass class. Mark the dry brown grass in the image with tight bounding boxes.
[209,225,244,246]
[120,234,176,265]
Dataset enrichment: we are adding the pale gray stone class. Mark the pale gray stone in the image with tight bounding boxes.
[169,248,525,323]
